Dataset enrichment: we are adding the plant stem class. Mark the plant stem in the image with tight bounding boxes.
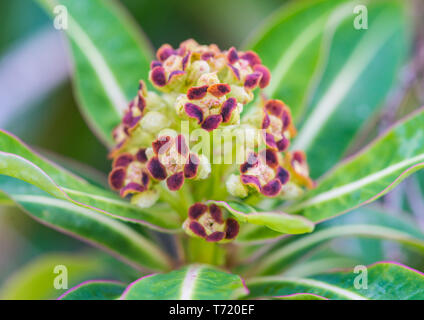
[185,237,225,266]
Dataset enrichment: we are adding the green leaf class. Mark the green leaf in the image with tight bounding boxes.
[0,130,181,232]
[237,224,282,243]
[244,0,348,119]
[245,207,424,276]
[0,190,13,206]
[292,0,410,177]
[59,280,126,300]
[208,200,314,235]
[274,293,327,300]
[120,265,248,300]
[283,255,360,278]
[246,262,424,300]
[0,177,172,272]
[287,108,424,222]
[36,0,154,146]
[0,253,104,300]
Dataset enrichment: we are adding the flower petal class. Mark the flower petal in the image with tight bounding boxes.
[136,148,148,163]
[112,153,134,168]
[261,179,282,197]
[227,47,239,64]
[260,149,278,168]
[264,132,278,150]
[225,218,240,240]
[201,115,223,131]
[168,70,186,83]
[150,60,162,69]
[166,171,184,191]
[187,85,209,100]
[276,167,290,185]
[184,103,204,124]
[182,51,191,70]
[147,157,167,180]
[264,99,284,117]
[208,83,231,97]
[108,167,126,190]
[244,72,262,90]
[206,231,225,242]
[240,152,258,173]
[184,153,199,179]
[241,174,261,191]
[209,204,224,224]
[176,134,189,157]
[262,113,270,129]
[240,51,261,66]
[277,136,290,151]
[254,65,271,88]
[227,64,240,80]
[189,221,207,238]
[150,66,167,87]
[120,182,145,197]
[220,97,237,123]
[156,44,175,61]
[188,203,208,220]
[152,136,172,155]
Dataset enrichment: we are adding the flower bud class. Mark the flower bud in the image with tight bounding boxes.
[146,134,206,191]
[108,149,157,207]
[284,151,315,189]
[236,148,290,197]
[261,99,296,151]
[183,203,240,242]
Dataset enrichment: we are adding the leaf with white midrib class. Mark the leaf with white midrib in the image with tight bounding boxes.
[244,0,348,119]
[37,0,154,146]
[4,187,171,272]
[120,265,248,300]
[244,208,424,276]
[0,130,181,232]
[246,262,424,300]
[293,8,402,152]
[286,107,424,223]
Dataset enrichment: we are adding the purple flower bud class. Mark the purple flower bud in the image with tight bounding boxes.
[184,202,240,242]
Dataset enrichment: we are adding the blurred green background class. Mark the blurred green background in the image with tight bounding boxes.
[0,0,423,298]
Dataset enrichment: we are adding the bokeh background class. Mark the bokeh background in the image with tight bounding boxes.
[0,0,423,299]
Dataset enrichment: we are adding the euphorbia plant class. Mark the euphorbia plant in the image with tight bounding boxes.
[0,0,424,300]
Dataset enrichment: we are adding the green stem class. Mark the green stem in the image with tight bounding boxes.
[158,184,186,219]
[186,237,225,266]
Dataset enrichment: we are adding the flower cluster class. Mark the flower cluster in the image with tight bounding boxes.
[151,39,271,131]
[226,98,314,199]
[108,39,314,242]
